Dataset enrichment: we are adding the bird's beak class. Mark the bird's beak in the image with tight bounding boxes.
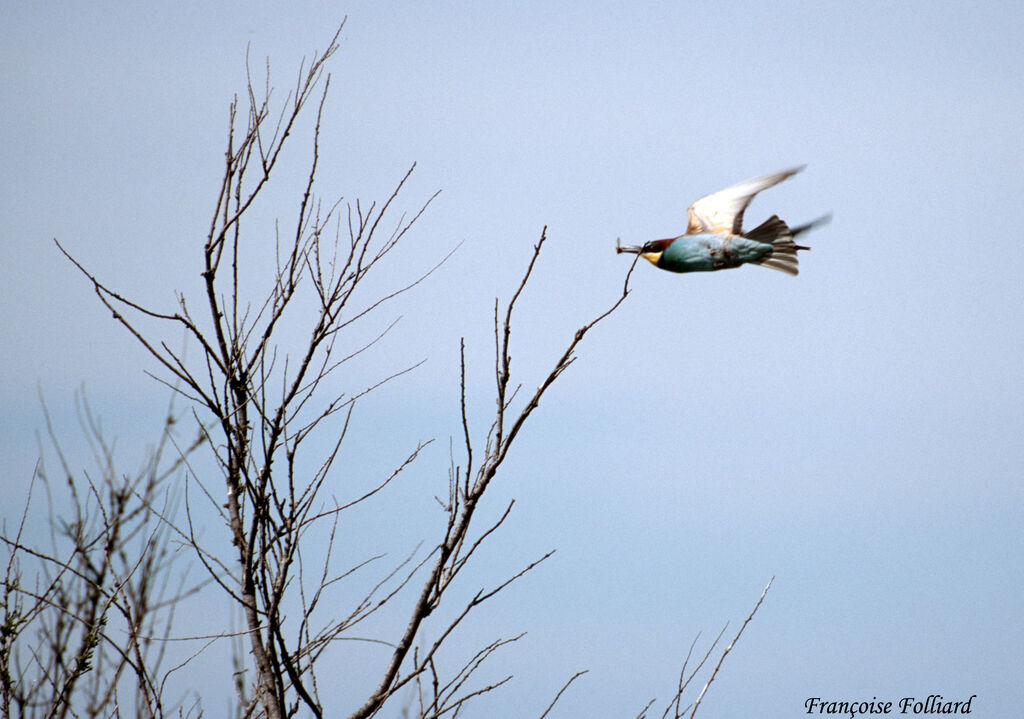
[615,238,642,255]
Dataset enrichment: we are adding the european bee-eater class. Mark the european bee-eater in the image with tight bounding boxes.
[617,166,829,275]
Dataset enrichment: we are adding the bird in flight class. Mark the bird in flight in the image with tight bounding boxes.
[616,166,829,275]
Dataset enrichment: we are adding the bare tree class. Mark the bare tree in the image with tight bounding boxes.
[1,393,206,717]
[3,23,771,718]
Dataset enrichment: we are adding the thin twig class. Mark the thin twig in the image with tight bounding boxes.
[688,577,774,718]
[539,670,589,719]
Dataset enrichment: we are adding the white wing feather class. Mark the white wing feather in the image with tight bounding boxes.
[686,166,805,235]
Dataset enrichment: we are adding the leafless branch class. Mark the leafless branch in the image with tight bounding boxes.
[539,670,589,719]
[347,228,633,719]
[687,577,773,719]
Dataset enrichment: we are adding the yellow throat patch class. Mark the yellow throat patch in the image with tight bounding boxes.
[640,250,663,266]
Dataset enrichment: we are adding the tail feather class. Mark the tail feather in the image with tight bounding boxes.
[744,213,830,276]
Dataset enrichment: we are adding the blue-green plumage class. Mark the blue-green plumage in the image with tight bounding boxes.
[655,233,774,273]
[616,166,828,276]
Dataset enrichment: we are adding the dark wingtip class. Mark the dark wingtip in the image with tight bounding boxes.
[791,212,832,237]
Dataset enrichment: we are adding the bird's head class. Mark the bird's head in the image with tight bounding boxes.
[615,238,674,266]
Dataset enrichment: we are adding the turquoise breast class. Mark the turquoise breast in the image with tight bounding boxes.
[658,234,773,273]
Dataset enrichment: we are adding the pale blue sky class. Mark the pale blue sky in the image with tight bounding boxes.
[3,2,1023,717]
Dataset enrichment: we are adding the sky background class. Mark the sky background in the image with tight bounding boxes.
[3,2,1023,717]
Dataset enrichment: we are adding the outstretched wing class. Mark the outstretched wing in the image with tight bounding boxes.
[686,166,805,235]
